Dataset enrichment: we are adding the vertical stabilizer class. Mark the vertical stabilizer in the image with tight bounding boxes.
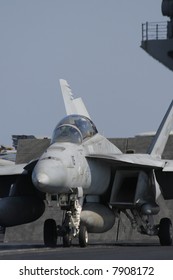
[59,79,90,119]
[147,100,173,157]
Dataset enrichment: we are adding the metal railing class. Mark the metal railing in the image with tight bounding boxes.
[142,21,167,41]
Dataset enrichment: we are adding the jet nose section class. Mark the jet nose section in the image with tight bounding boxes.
[32,159,68,194]
[35,173,49,186]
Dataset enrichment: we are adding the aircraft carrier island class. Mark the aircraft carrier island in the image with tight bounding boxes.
[141,0,173,71]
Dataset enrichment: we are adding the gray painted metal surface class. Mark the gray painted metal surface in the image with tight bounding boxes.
[141,2,173,71]
[4,135,173,243]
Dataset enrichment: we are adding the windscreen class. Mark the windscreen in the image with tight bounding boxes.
[51,125,82,144]
[51,115,98,144]
[57,115,97,139]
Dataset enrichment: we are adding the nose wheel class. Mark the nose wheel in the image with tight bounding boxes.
[44,219,57,247]
[44,189,86,247]
[43,219,89,247]
[63,231,72,247]
[79,224,88,247]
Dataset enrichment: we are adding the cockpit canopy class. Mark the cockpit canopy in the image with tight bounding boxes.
[51,115,98,144]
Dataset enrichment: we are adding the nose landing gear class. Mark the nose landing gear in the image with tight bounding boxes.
[79,224,88,247]
[43,190,88,248]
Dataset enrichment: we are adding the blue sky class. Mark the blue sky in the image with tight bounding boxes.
[0,0,172,146]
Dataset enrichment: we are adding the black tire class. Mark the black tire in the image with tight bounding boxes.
[158,218,172,246]
[63,232,72,247]
[44,219,57,247]
[79,224,88,247]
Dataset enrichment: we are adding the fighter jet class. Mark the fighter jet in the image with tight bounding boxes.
[0,79,173,248]
[0,145,16,165]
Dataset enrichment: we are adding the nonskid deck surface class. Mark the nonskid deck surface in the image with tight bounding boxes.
[0,241,173,260]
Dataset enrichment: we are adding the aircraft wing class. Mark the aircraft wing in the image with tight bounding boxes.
[88,100,173,170]
[0,159,15,166]
[0,163,25,176]
[162,160,173,171]
[87,153,165,169]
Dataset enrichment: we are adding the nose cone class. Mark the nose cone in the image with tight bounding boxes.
[35,173,49,186]
[32,159,68,194]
